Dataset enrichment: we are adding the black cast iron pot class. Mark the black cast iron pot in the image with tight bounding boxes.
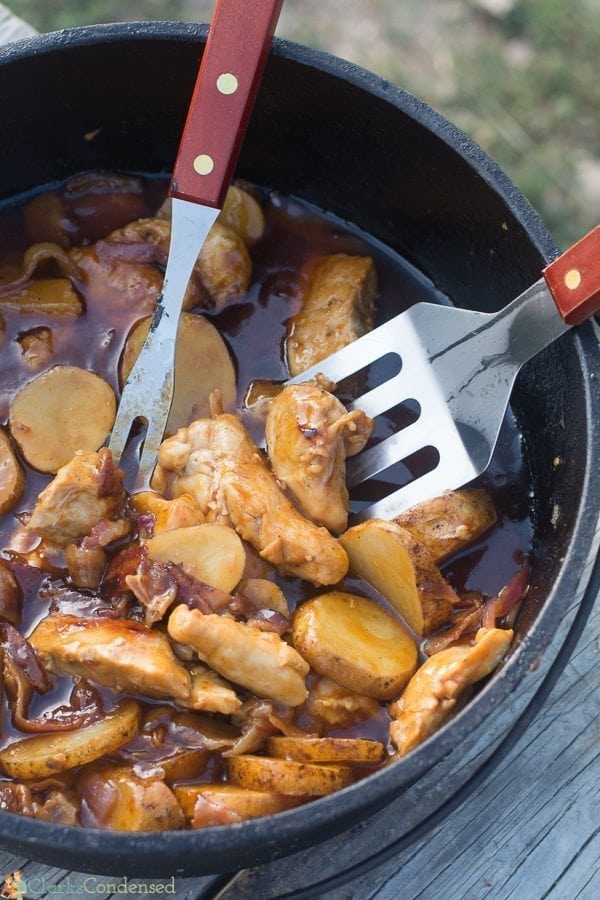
[0,21,598,878]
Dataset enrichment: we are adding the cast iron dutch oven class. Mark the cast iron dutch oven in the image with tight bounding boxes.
[0,22,598,878]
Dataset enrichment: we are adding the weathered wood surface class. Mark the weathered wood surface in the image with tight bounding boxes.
[0,7,598,899]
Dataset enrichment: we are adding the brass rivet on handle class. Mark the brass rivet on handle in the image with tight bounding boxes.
[564,268,582,290]
[217,73,239,95]
[193,154,215,175]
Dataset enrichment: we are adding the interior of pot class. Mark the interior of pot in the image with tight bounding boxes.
[0,22,597,876]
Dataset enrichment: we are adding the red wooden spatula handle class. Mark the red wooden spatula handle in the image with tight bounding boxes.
[170,0,283,208]
[543,224,600,325]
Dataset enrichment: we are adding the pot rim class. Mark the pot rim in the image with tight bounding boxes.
[0,20,598,870]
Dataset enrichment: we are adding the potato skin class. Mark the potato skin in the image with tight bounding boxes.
[340,519,453,635]
[292,591,417,700]
[266,736,386,764]
[394,488,497,563]
[174,783,296,826]
[0,700,141,780]
[227,754,355,796]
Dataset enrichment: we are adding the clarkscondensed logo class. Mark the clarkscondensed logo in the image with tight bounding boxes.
[1,873,177,895]
[0,870,24,900]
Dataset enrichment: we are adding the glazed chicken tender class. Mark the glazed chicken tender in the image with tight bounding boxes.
[27,449,124,546]
[29,615,191,702]
[156,412,349,585]
[168,606,309,707]
[286,253,376,376]
[389,627,513,756]
[266,379,373,534]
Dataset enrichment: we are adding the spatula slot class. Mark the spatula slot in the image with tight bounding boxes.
[333,351,401,406]
[349,445,440,516]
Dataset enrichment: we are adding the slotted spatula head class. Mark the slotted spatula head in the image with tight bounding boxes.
[288,225,600,520]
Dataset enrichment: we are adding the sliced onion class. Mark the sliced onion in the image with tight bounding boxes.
[482,560,530,628]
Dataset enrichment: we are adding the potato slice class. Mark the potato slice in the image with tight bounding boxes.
[0,699,141,780]
[227,755,355,796]
[394,488,497,563]
[175,783,296,826]
[146,523,245,593]
[81,766,185,831]
[340,520,453,636]
[266,736,386,765]
[292,591,417,700]
[0,278,82,316]
[219,185,265,246]
[9,365,116,473]
[0,428,25,516]
[238,578,289,617]
[119,312,236,434]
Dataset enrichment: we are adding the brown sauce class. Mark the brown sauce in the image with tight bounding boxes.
[0,173,532,824]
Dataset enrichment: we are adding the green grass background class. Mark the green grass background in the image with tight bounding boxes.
[9,0,599,248]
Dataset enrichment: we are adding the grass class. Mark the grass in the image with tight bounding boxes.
[9,0,599,248]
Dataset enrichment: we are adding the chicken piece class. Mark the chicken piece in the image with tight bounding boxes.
[197,221,252,308]
[157,413,348,585]
[29,615,191,702]
[18,326,53,370]
[179,664,242,715]
[27,449,125,546]
[389,627,513,756]
[286,254,376,377]
[104,218,203,310]
[64,542,106,589]
[69,245,161,317]
[306,676,380,728]
[266,379,373,533]
[131,491,205,535]
[168,606,309,707]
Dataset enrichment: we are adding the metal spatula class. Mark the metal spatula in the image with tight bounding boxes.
[289,225,600,520]
[109,0,283,487]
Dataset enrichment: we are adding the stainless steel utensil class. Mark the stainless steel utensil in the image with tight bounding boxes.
[109,0,283,487]
[288,226,600,520]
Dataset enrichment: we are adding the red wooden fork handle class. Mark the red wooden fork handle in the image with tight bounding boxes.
[543,224,600,325]
[170,0,283,209]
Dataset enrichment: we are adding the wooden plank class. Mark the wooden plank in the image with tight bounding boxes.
[0,3,36,43]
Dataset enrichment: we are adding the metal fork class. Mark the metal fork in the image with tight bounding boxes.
[288,225,600,520]
[108,0,283,488]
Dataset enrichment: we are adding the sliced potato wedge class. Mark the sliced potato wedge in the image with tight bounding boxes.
[175,783,296,826]
[292,591,417,700]
[219,185,265,246]
[9,365,116,473]
[0,278,82,316]
[238,578,289,617]
[119,312,236,433]
[340,519,453,636]
[227,754,355,796]
[0,699,141,780]
[0,427,25,516]
[394,488,497,563]
[81,765,185,831]
[266,736,386,764]
[146,523,246,593]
